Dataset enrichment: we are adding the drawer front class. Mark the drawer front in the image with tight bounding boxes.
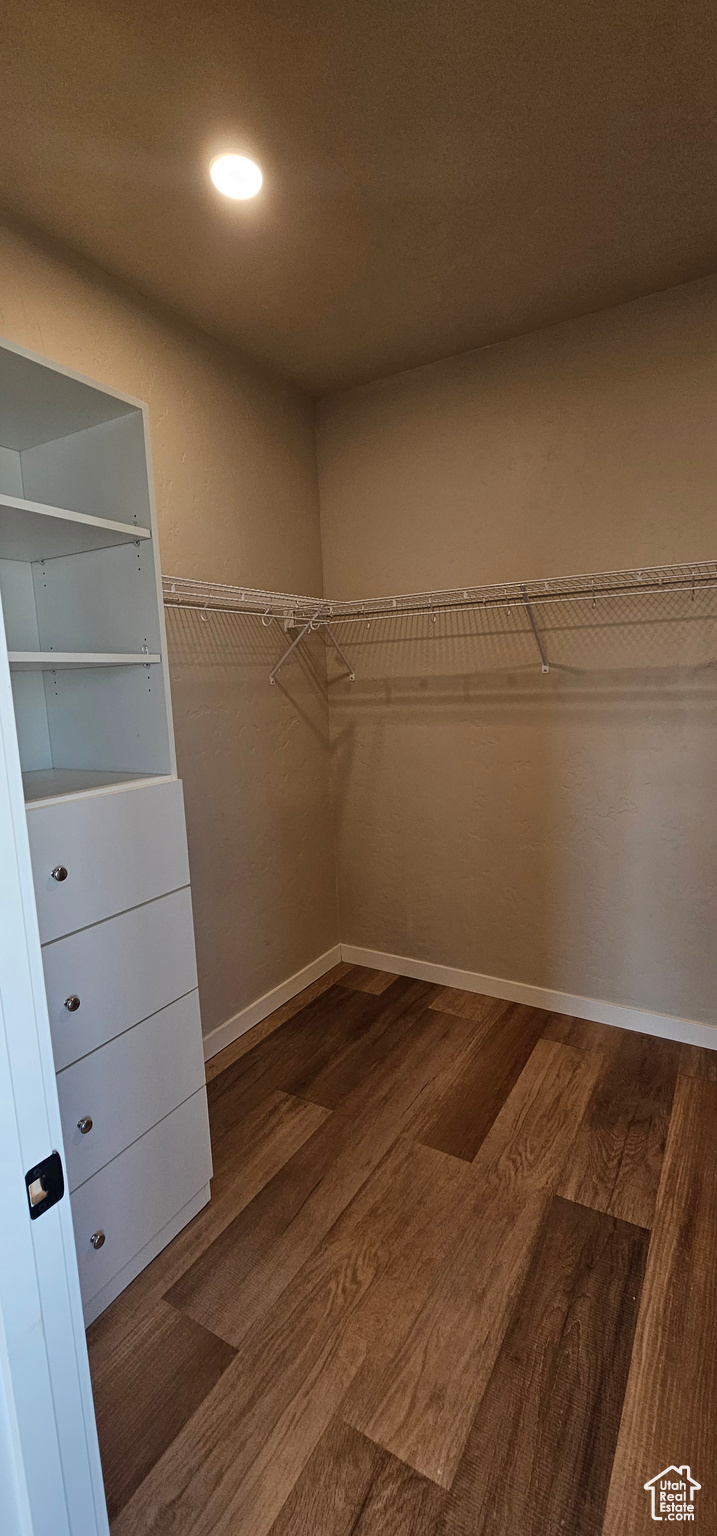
[43,887,198,1070]
[57,991,205,1191]
[27,779,190,942]
[70,1088,212,1308]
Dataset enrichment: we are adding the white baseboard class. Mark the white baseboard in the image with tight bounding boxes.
[202,945,342,1062]
[340,943,717,1052]
[202,938,717,1062]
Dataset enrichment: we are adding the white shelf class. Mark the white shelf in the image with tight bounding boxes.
[9,652,161,671]
[0,492,151,562]
[163,559,717,623]
[22,769,172,806]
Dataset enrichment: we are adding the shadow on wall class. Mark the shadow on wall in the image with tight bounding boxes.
[327,588,717,1023]
[163,605,337,1037]
[166,603,332,744]
[325,586,717,683]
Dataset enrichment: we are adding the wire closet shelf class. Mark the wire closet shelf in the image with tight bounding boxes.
[162,559,717,681]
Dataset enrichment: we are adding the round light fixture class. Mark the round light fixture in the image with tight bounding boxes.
[210,154,263,200]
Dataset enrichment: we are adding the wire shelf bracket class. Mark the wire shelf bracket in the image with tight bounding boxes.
[324,624,356,682]
[269,612,322,685]
[521,586,550,674]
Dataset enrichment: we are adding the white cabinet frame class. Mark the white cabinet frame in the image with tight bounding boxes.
[0,588,108,1533]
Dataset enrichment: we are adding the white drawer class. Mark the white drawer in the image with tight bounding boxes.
[27,779,190,942]
[57,991,205,1191]
[70,1088,212,1309]
[43,887,198,1070]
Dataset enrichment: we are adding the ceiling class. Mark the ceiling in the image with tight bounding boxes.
[1,0,717,393]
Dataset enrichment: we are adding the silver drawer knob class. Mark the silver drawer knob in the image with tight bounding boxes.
[77,1117,93,1135]
[90,1230,105,1250]
[51,865,68,882]
[64,995,81,1012]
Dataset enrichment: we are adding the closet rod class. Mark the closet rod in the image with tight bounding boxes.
[163,558,717,627]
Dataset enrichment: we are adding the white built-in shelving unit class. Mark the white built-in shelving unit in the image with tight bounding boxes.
[0,336,210,1326]
[0,339,174,804]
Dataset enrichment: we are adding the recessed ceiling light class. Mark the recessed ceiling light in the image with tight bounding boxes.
[210,154,263,200]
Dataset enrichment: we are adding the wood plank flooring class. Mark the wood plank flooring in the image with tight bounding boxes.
[556,1028,681,1228]
[88,965,717,1534]
[441,1197,649,1535]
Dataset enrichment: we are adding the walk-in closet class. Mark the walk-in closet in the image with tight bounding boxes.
[1,4,717,1535]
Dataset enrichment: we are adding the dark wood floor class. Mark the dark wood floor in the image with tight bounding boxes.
[87,963,717,1534]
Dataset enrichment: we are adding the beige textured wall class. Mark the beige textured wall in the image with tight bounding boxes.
[0,220,338,1036]
[317,276,717,1022]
